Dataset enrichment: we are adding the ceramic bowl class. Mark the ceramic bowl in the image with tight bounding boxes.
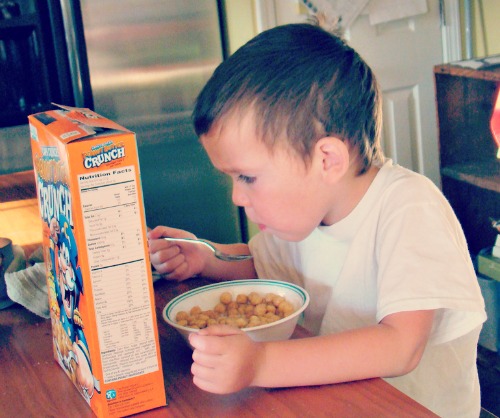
[163,279,309,346]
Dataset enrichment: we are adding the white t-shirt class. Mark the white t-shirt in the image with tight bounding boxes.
[249,160,486,418]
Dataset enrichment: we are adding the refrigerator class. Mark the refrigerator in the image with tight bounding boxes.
[0,0,243,243]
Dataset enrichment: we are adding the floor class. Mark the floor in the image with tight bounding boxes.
[1,171,500,416]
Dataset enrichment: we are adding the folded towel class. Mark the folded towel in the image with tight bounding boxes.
[28,246,44,265]
[5,250,49,318]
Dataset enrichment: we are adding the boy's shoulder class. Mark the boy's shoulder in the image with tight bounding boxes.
[376,161,442,203]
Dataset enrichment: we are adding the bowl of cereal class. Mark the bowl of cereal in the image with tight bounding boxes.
[162,279,309,346]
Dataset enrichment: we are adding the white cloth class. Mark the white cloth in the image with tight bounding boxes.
[5,261,49,318]
[249,160,486,418]
[367,0,428,25]
[308,0,428,29]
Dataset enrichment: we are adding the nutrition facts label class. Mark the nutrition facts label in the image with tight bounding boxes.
[79,166,159,383]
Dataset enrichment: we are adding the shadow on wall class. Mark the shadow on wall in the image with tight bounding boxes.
[134,112,243,244]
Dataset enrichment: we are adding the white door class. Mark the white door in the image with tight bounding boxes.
[347,2,443,186]
[257,0,460,187]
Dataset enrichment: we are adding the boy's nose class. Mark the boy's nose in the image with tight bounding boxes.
[231,182,249,207]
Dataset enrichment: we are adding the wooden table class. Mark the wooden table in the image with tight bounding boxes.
[0,277,438,417]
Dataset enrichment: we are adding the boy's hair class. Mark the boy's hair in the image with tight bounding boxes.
[193,22,383,174]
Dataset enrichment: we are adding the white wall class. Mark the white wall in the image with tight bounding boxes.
[464,0,500,57]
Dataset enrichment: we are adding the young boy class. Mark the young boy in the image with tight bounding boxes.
[148,22,486,417]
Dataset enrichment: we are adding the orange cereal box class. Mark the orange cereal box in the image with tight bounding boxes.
[28,105,166,417]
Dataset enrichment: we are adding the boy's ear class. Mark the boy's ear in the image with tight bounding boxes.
[314,137,350,181]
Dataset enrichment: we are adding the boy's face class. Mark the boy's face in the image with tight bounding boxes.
[201,111,335,242]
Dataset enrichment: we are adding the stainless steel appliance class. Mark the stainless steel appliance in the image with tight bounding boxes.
[0,0,73,173]
[0,0,243,243]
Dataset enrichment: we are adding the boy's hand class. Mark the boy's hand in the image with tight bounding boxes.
[147,226,209,281]
[189,325,264,394]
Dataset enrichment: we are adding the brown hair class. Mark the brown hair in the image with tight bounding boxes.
[193,23,383,174]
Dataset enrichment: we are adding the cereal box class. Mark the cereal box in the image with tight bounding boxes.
[28,105,166,417]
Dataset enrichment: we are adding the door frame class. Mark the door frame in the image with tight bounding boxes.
[441,0,463,62]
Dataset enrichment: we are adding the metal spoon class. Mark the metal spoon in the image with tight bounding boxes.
[162,237,253,262]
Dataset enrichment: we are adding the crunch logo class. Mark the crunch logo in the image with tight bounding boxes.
[83,142,125,169]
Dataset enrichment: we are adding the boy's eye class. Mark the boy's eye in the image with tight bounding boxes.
[237,174,256,184]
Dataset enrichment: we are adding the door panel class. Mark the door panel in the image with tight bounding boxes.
[347,4,443,186]
[383,86,424,174]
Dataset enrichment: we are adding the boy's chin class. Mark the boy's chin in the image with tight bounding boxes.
[268,228,313,242]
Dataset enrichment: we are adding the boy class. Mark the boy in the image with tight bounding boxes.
[148,22,486,417]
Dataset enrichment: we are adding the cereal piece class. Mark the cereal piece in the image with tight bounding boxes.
[227,301,239,310]
[225,317,239,328]
[220,291,232,304]
[214,303,226,314]
[264,293,276,303]
[266,304,276,314]
[254,303,267,316]
[176,311,188,322]
[198,314,210,322]
[248,315,262,327]
[244,304,255,317]
[249,292,263,305]
[195,319,207,328]
[236,294,248,304]
[235,317,248,328]
[278,301,294,317]
[227,307,240,317]
[272,295,285,307]
[190,305,202,316]
[265,313,280,323]
[202,310,216,319]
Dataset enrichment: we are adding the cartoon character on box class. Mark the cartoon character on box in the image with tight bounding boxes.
[48,214,97,402]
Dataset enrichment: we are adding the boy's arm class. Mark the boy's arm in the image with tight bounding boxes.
[148,225,257,281]
[200,242,257,280]
[189,309,435,393]
[254,309,434,387]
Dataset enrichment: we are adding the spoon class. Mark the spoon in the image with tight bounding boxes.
[162,237,253,262]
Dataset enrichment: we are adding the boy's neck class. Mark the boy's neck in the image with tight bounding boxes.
[322,165,380,226]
